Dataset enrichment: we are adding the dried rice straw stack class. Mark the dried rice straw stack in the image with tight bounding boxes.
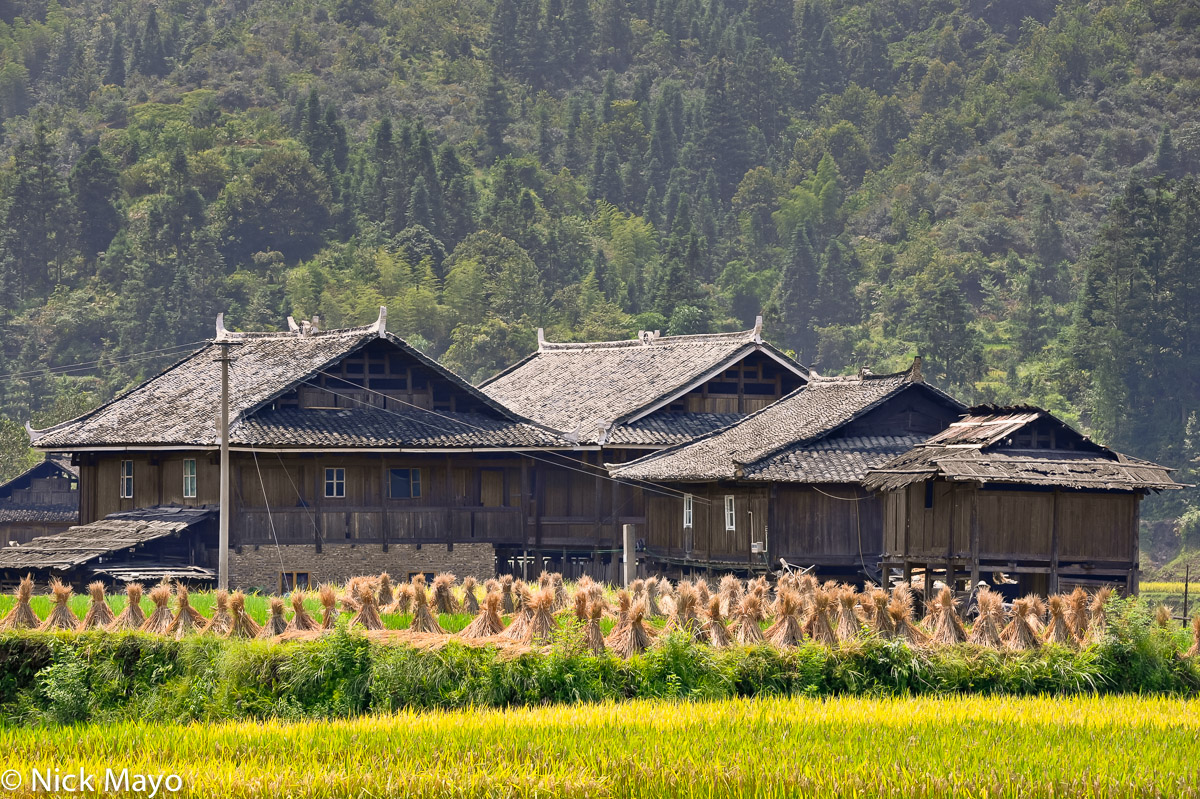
[835,588,864,642]
[348,586,385,631]
[806,590,837,646]
[694,579,711,609]
[258,597,289,638]
[1087,586,1113,642]
[764,589,804,648]
[1155,604,1174,629]
[1066,586,1090,640]
[664,581,703,641]
[203,590,234,636]
[386,583,414,615]
[1187,616,1199,658]
[140,584,174,634]
[1,575,39,630]
[432,573,458,614]
[78,581,115,630]
[228,591,261,638]
[286,592,320,632]
[606,599,652,658]
[166,583,206,639]
[583,601,606,655]
[731,593,765,646]
[1002,596,1041,651]
[718,574,742,617]
[319,585,340,629]
[704,595,731,648]
[866,588,893,638]
[572,591,589,623]
[1044,594,1076,646]
[377,573,395,608]
[930,587,967,645]
[499,575,515,613]
[967,588,1004,648]
[39,579,79,631]
[409,582,444,634]
[524,589,558,645]
[108,583,146,631]
[460,592,506,639]
[887,594,928,646]
[461,577,480,616]
[502,585,535,640]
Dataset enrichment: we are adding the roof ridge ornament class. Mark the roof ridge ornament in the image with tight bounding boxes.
[537,327,546,351]
[215,313,230,341]
[908,356,923,383]
[286,316,300,334]
[752,315,763,343]
[375,306,387,336]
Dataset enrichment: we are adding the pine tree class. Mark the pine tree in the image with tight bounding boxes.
[70,146,121,268]
[768,227,819,363]
[478,72,512,162]
[105,33,126,87]
[596,0,633,72]
[702,56,750,201]
[1,122,67,299]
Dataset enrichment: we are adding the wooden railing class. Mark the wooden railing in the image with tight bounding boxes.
[238,506,523,545]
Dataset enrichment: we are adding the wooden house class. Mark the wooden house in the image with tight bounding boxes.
[0,457,78,546]
[862,406,1185,596]
[610,360,964,580]
[22,310,576,590]
[479,318,808,577]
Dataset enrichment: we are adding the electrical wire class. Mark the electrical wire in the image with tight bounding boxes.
[0,340,207,382]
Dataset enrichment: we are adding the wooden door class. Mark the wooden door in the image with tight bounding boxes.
[481,469,505,507]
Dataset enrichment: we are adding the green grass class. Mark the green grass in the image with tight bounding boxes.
[0,695,1197,798]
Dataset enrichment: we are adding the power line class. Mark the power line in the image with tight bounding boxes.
[0,340,207,382]
[303,372,708,504]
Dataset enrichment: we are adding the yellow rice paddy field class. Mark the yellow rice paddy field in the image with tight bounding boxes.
[0,694,1197,798]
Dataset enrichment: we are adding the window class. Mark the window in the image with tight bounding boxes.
[924,481,935,509]
[683,494,693,528]
[388,468,421,499]
[183,459,197,499]
[120,460,133,499]
[724,495,736,531]
[324,467,346,498]
[279,571,311,593]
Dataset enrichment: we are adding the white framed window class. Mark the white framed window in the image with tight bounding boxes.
[724,495,736,531]
[183,459,197,498]
[683,494,693,528]
[120,460,134,499]
[388,468,421,498]
[324,467,346,498]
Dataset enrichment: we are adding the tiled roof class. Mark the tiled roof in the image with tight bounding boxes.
[863,407,1184,492]
[604,413,745,446]
[30,312,553,450]
[611,365,962,483]
[235,407,566,449]
[0,505,77,524]
[480,323,807,444]
[743,435,929,483]
[0,506,215,571]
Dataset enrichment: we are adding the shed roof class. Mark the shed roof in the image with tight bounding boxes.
[862,407,1183,492]
[611,361,962,483]
[479,319,807,444]
[29,310,566,451]
[0,506,215,572]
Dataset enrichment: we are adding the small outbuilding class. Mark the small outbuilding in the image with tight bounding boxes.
[862,406,1185,595]
[0,456,78,546]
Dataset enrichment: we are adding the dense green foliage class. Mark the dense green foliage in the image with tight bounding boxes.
[0,0,1197,512]
[0,598,1195,725]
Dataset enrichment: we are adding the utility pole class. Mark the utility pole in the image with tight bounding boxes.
[214,314,239,591]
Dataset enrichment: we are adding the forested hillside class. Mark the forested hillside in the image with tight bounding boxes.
[0,0,1196,512]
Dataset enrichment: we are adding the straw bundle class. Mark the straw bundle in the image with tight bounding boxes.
[1088,586,1113,642]
[258,597,289,638]
[538,571,552,592]
[203,590,234,636]
[866,588,893,638]
[377,573,395,608]
[287,592,320,632]
[107,583,145,631]
[695,579,711,610]
[798,573,819,598]
[77,582,115,630]
[572,591,589,623]
[1066,586,1090,641]
[930,587,967,646]
[835,588,864,642]
[461,577,480,616]
[1155,605,1174,629]
[606,599,652,658]
[348,586,385,631]
[499,575,515,613]
[140,584,174,634]
[1026,594,1048,634]
[228,591,261,638]
[1002,596,1041,651]
[409,582,444,634]
[968,588,1004,648]
[764,589,804,648]
[1044,595,1076,646]
[887,594,928,646]
[704,595,731,648]
[1,575,38,630]
[166,583,206,639]
[319,584,339,629]
[806,590,837,646]
[731,593,766,646]
[513,579,528,610]
[432,573,458,614]
[460,592,506,639]
[718,574,742,617]
[524,589,558,645]
[613,590,631,627]
[387,583,415,615]
[664,581,703,641]
[583,601,606,655]
[630,578,646,605]
[39,579,79,631]
[1187,616,1199,659]
[502,586,535,640]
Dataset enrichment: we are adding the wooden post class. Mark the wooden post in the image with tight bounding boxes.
[1183,564,1190,622]
[216,337,233,591]
[969,487,980,591]
[1049,489,1060,594]
[622,523,636,588]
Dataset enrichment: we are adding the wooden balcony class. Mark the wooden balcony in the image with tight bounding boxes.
[237,506,524,546]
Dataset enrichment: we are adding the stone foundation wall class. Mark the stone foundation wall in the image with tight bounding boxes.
[228,542,495,591]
